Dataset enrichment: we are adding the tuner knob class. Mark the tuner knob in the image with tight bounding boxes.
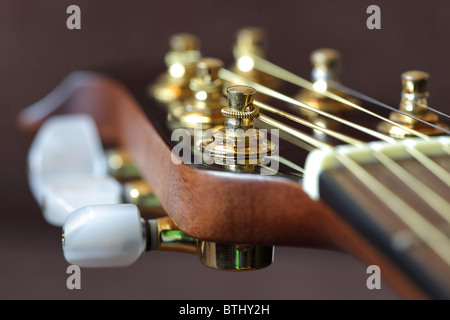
[28,115,124,226]
[63,204,147,267]
[43,175,121,226]
[28,114,107,205]
[62,203,273,271]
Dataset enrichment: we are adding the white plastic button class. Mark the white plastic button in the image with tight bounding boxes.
[63,204,146,267]
[28,114,107,204]
[43,174,122,226]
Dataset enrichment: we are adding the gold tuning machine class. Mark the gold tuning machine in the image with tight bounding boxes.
[228,27,280,99]
[296,48,359,134]
[167,57,227,131]
[123,180,166,218]
[199,242,274,271]
[105,149,140,182]
[150,33,202,103]
[106,149,165,218]
[199,85,275,270]
[154,217,273,271]
[378,70,449,138]
[202,85,276,169]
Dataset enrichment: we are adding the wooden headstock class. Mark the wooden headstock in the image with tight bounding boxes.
[17,29,450,299]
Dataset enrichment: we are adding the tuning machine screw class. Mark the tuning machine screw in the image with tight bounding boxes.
[62,203,273,271]
[202,85,276,168]
[167,57,227,131]
[378,70,449,138]
[296,48,359,136]
[228,27,280,100]
[28,115,165,226]
[150,33,202,103]
[199,85,276,270]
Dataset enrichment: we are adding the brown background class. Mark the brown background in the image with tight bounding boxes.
[2,0,450,299]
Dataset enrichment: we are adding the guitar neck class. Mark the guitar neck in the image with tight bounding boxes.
[308,140,450,299]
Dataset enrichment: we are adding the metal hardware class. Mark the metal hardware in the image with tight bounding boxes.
[228,27,279,98]
[199,85,275,270]
[199,242,274,271]
[150,33,201,103]
[167,57,227,130]
[202,85,276,166]
[105,149,140,182]
[106,149,166,217]
[123,180,166,218]
[296,48,359,136]
[145,217,273,271]
[378,70,449,138]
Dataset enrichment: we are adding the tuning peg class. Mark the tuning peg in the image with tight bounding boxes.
[43,174,122,226]
[28,114,162,226]
[63,203,273,271]
[62,204,196,267]
[27,115,123,225]
[28,114,107,205]
[228,27,280,99]
[167,57,227,131]
[378,70,449,138]
[295,48,360,138]
[150,33,202,103]
[62,204,148,267]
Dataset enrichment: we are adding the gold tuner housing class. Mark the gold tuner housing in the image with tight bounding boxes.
[228,27,280,99]
[199,242,274,271]
[378,70,449,138]
[106,149,166,218]
[296,48,359,134]
[105,149,140,182]
[150,33,201,103]
[202,85,276,168]
[198,85,276,270]
[167,57,227,131]
[151,217,273,271]
[123,180,166,219]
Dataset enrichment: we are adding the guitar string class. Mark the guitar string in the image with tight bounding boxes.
[247,54,431,140]
[404,143,450,188]
[256,113,333,151]
[368,148,450,224]
[220,63,450,260]
[255,100,450,225]
[219,68,397,143]
[256,99,450,188]
[254,100,365,146]
[327,80,450,135]
[334,150,450,266]
[221,67,450,190]
[251,55,450,192]
[259,109,450,262]
[248,55,450,184]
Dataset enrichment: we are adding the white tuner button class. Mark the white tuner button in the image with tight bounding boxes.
[62,204,147,268]
[43,174,122,226]
[28,114,125,226]
[28,114,107,204]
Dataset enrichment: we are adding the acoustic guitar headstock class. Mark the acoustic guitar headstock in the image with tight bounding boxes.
[17,27,450,299]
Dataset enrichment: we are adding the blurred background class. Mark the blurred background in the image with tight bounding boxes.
[2,0,450,300]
